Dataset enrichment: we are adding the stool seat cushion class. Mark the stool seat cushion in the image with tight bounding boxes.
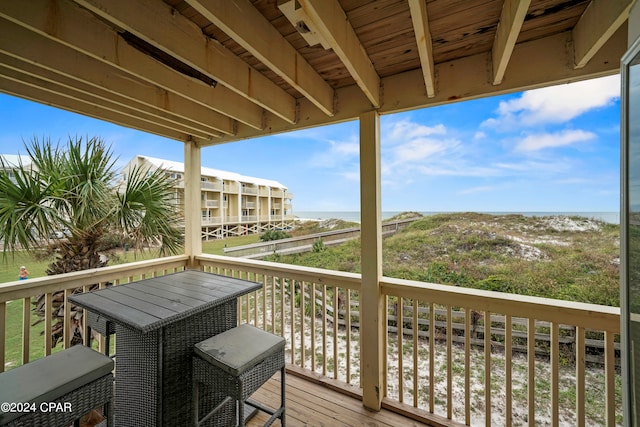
[194,324,285,377]
[0,345,114,424]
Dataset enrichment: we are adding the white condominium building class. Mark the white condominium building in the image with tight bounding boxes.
[122,155,294,240]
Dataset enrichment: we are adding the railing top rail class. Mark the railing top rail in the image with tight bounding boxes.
[381,277,620,332]
[0,255,189,302]
[196,254,361,290]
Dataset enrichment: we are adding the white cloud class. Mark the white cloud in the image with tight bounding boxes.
[473,131,487,140]
[392,138,454,163]
[385,120,446,144]
[514,129,596,152]
[308,137,359,168]
[458,185,498,195]
[483,75,620,128]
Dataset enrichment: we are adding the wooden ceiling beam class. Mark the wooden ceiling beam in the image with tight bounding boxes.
[408,0,436,98]
[72,0,293,124]
[572,0,634,68]
[0,72,214,145]
[0,20,230,136]
[0,0,264,131]
[297,0,380,108]
[219,27,625,144]
[492,0,531,85]
[0,55,221,139]
[184,0,335,116]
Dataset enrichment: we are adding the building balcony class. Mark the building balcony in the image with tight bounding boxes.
[0,255,621,426]
[201,216,221,225]
[201,181,222,191]
[204,200,219,208]
[242,186,258,195]
[223,182,240,193]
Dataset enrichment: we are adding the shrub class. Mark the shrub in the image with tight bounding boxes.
[260,229,291,242]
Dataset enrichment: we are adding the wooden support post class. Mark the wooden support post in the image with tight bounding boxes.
[184,140,202,267]
[359,110,384,411]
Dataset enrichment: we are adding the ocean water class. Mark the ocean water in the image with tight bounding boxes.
[295,211,620,225]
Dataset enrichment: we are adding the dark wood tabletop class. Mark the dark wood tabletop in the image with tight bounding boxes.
[68,269,261,333]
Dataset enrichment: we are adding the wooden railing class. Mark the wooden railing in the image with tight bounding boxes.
[0,254,622,426]
[0,256,189,372]
[196,254,622,426]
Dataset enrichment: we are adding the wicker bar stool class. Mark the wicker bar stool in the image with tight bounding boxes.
[192,324,286,427]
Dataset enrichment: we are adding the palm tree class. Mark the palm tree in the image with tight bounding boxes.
[0,136,183,345]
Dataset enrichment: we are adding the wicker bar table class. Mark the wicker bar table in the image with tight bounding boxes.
[68,269,261,427]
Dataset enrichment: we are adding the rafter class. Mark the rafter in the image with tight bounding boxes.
[408,0,436,98]
[0,56,220,139]
[297,0,380,108]
[73,0,298,124]
[0,72,214,145]
[492,0,531,85]
[0,0,264,130]
[221,27,625,144]
[184,0,335,116]
[572,0,634,68]
[0,20,230,136]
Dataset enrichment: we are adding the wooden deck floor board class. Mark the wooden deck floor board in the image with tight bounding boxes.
[245,372,433,427]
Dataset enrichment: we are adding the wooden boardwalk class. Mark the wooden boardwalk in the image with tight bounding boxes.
[246,372,435,427]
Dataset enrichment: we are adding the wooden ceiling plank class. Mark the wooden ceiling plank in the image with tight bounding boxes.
[297,0,380,107]
[492,0,531,85]
[572,0,634,68]
[0,74,213,145]
[69,0,292,125]
[184,0,335,116]
[0,54,219,139]
[408,0,436,98]
[0,0,263,130]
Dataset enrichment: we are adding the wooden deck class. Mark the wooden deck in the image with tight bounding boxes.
[246,371,434,427]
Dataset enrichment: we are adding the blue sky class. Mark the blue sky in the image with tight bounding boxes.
[0,75,621,213]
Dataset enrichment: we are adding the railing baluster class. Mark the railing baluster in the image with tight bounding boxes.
[253,285,259,326]
[413,298,418,408]
[429,301,435,413]
[271,276,276,334]
[333,287,338,380]
[311,283,317,372]
[322,284,327,376]
[346,289,352,385]
[63,289,72,349]
[290,279,295,365]
[300,281,306,369]
[551,322,559,427]
[262,275,267,330]
[576,326,586,427]
[605,331,615,427]
[528,318,536,426]
[505,314,512,427]
[485,310,491,427]
[447,305,452,419]
[383,295,388,397]
[280,276,285,338]
[0,301,5,373]
[22,297,30,365]
[465,307,471,425]
[398,296,404,403]
[44,293,52,356]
